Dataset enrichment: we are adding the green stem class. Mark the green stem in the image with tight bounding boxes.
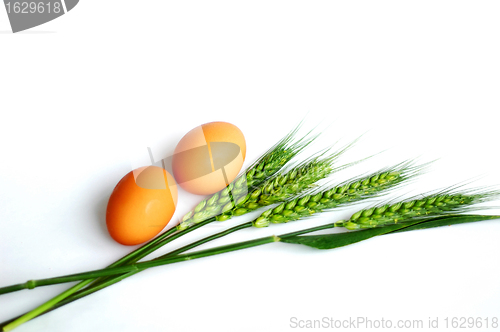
[2,281,91,332]
[3,235,279,331]
[0,272,138,329]
[0,220,254,331]
[3,235,283,321]
[72,221,252,298]
[1,221,334,295]
[77,218,215,293]
[54,221,254,303]
[0,219,215,331]
[154,221,253,259]
[1,222,256,327]
[0,221,208,296]
[0,217,208,330]
[114,218,214,265]
[112,226,179,265]
[1,207,336,325]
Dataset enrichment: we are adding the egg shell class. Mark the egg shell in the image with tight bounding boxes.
[106,166,178,246]
[172,121,246,195]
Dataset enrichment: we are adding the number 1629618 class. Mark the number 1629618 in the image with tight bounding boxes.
[5,2,62,14]
[444,317,498,329]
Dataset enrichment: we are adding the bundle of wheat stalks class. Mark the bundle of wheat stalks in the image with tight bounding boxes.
[1,124,499,331]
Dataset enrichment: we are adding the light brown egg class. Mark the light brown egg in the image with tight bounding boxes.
[172,121,246,195]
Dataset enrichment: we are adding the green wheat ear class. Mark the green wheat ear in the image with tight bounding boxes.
[252,160,429,227]
[177,121,318,229]
[339,185,500,230]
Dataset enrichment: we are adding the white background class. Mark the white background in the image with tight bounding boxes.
[1,1,500,331]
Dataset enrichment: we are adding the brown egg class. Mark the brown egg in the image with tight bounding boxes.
[172,121,246,195]
[106,166,178,245]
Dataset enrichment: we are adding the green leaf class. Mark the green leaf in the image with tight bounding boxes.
[390,214,500,233]
[280,223,416,249]
[280,215,500,250]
